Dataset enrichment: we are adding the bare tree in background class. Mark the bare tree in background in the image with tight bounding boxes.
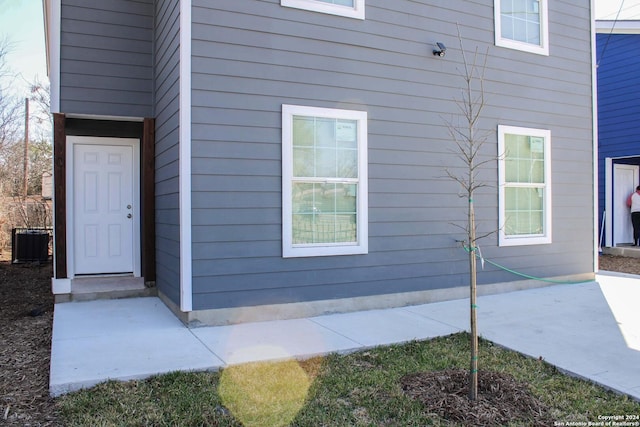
[0,138,52,196]
[0,37,53,250]
[29,76,52,141]
[443,28,495,401]
[0,38,21,151]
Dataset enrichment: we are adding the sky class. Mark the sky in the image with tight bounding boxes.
[0,0,47,99]
[597,0,640,20]
[0,0,639,99]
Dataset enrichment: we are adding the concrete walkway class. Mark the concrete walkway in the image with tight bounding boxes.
[50,273,640,400]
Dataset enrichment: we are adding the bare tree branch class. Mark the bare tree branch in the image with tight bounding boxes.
[442,24,498,402]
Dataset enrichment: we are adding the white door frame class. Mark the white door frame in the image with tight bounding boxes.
[605,157,640,247]
[66,136,141,278]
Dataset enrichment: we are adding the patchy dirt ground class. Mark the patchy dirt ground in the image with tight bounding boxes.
[598,253,640,275]
[0,253,637,426]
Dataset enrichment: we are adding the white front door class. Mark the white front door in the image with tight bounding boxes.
[613,164,639,246]
[73,142,135,274]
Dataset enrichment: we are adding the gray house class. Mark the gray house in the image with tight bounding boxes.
[44,0,597,325]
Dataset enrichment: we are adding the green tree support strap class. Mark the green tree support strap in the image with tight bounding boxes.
[462,245,593,285]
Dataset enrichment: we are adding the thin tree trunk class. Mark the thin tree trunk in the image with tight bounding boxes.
[469,198,478,400]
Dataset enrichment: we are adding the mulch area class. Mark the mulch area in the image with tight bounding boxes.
[0,259,59,426]
[599,253,640,275]
[401,369,552,426]
[0,253,637,426]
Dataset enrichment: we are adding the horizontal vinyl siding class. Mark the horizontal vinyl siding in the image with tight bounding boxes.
[596,33,640,243]
[190,0,594,310]
[154,0,181,305]
[597,33,640,159]
[59,0,153,117]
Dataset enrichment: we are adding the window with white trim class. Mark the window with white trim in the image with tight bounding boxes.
[281,0,365,19]
[498,125,551,246]
[282,105,368,257]
[495,0,549,55]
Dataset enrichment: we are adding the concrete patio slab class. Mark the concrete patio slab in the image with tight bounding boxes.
[310,307,462,346]
[50,297,223,396]
[50,273,640,402]
[191,318,362,365]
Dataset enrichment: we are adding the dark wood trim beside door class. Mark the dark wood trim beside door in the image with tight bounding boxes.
[142,118,156,282]
[53,113,67,279]
[55,117,155,282]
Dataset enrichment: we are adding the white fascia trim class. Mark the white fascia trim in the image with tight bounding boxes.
[596,20,640,34]
[179,0,193,312]
[604,158,612,248]
[44,0,61,113]
[591,0,599,270]
[64,113,145,122]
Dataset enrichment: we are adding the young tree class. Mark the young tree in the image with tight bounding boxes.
[443,29,494,401]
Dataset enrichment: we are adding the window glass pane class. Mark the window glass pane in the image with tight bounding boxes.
[531,159,544,182]
[504,187,544,235]
[337,148,357,178]
[513,21,528,43]
[501,0,514,13]
[336,120,358,178]
[334,214,357,242]
[319,0,355,5]
[292,115,358,180]
[526,22,540,45]
[513,0,526,18]
[336,183,357,213]
[504,134,545,184]
[292,182,317,215]
[501,0,542,45]
[505,210,544,235]
[315,118,335,148]
[292,213,317,244]
[293,117,314,147]
[291,182,357,244]
[292,183,320,244]
[336,120,357,148]
[316,148,337,177]
[293,147,314,177]
[314,183,337,212]
[501,16,514,40]
[505,158,517,182]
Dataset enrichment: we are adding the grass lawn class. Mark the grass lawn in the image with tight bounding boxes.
[57,333,640,426]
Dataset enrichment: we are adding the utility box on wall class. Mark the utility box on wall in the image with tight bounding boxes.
[12,228,50,263]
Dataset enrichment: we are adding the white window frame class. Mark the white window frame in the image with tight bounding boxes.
[282,104,368,258]
[494,0,549,56]
[281,0,365,20]
[498,125,552,246]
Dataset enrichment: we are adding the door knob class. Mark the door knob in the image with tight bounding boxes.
[127,213,132,219]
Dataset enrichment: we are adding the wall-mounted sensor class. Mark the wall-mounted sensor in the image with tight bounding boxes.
[433,42,446,57]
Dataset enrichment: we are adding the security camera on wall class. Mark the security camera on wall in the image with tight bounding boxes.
[433,42,446,57]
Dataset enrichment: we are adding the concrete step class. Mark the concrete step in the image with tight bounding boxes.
[55,276,156,303]
[602,245,640,258]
